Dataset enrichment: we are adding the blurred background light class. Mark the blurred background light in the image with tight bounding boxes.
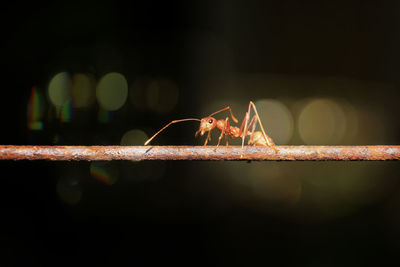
[97,108,113,123]
[58,99,73,122]
[146,79,179,113]
[146,80,159,109]
[27,86,45,130]
[71,73,96,108]
[249,163,302,205]
[56,176,82,205]
[120,129,148,145]
[340,100,359,143]
[254,99,294,145]
[48,72,72,107]
[298,98,347,145]
[96,72,128,111]
[300,162,388,222]
[90,162,119,185]
[357,108,387,144]
[130,78,179,113]
[130,77,150,111]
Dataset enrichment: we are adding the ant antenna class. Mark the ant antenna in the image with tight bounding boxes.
[144,118,201,145]
[208,106,238,123]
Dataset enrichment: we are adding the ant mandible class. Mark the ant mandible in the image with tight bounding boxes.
[144,101,277,152]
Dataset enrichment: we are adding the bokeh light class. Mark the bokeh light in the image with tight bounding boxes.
[146,79,179,113]
[120,129,148,145]
[48,72,72,107]
[130,77,150,110]
[340,100,359,143]
[27,86,45,130]
[357,108,387,144]
[56,176,82,205]
[298,98,346,145]
[90,162,119,185]
[249,163,302,205]
[254,99,294,144]
[97,108,113,123]
[300,162,388,222]
[71,73,96,108]
[219,159,391,222]
[220,162,302,206]
[96,72,128,111]
[130,78,179,113]
[58,100,73,122]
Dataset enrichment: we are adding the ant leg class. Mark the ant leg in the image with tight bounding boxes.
[239,103,256,147]
[225,118,230,146]
[241,112,250,150]
[215,117,229,152]
[204,131,211,146]
[246,115,257,135]
[238,111,248,135]
[238,111,250,157]
[249,101,277,150]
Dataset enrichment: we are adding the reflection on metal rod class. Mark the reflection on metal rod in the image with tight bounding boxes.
[0,145,399,161]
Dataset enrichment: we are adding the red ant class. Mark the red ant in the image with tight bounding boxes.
[144,101,277,152]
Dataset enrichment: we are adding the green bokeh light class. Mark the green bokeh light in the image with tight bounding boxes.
[96,72,128,111]
[48,72,72,107]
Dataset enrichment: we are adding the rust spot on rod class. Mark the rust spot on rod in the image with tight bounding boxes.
[0,145,399,161]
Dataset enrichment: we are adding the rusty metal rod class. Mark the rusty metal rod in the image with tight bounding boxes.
[0,145,399,161]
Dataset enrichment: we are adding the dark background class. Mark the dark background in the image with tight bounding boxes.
[1,1,400,266]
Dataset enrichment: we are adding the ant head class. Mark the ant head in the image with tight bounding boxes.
[196,117,217,136]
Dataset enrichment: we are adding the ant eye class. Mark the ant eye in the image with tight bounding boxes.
[209,119,213,124]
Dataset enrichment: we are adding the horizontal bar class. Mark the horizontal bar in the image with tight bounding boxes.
[0,145,399,161]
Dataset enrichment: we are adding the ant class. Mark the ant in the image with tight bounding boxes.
[144,101,277,152]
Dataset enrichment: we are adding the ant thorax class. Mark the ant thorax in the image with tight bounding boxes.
[216,120,226,131]
[217,119,240,138]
